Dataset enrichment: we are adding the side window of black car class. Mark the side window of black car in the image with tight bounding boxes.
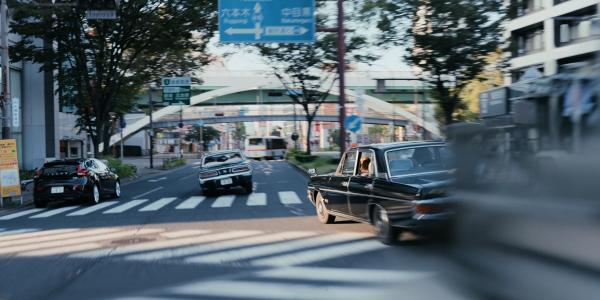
[341,151,357,176]
[84,160,95,170]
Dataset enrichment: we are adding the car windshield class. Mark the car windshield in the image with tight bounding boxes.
[41,163,79,175]
[203,152,244,167]
[386,146,451,177]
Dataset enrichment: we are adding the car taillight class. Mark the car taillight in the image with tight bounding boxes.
[200,171,219,179]
[415,203,444,214]
[232,166,250,173]
[77,165,89,177]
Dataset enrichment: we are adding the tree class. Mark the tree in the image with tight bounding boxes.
[363,0,505,125]
[185,125,220,151]
[368,125,387,143]
[9,0,217,155]
[232,123,246,149]
[458,51,505,121]
[257,3,376,155]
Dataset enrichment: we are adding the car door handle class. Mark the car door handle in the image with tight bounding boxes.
[342,182,349,187]
[365,184,374,190]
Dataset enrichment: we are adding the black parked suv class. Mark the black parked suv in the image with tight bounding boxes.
[33,159,121,208]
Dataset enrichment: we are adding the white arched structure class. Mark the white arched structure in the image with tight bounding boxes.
[102,84,440,150]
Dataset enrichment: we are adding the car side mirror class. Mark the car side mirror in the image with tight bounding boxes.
[308,168,317,176]
[110,167,117,173]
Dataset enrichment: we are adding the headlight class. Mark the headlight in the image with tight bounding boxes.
[231,165,251,173]
[199,171,219,179]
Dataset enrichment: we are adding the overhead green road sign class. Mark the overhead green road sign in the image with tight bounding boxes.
[162,77,191,105]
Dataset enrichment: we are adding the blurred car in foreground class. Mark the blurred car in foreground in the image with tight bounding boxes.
[198,150,253,195]
[307,141,455,244]
[33,159,121,208]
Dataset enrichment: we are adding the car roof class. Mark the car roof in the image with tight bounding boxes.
[204,150,243,156]
[43,158,86,165]
[353,141,446,152]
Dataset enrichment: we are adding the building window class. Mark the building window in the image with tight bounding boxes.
[511,0,544,18]
[513,26,545,56]
[555,7,598,46]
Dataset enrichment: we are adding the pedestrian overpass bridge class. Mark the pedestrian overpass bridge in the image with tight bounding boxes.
[104,84,441,150]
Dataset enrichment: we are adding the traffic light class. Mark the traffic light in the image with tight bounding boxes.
[178,122,184,129]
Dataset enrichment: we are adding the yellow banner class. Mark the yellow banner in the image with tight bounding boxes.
[0,139,21,197]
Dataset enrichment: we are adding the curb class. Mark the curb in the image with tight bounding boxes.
[286,160,310,179]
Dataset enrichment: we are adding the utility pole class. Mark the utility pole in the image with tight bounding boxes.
[0,0,10,140]
[148,84,155,169]
[337,0,347,156]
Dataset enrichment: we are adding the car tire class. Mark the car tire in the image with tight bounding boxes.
[316,193,335,224]
[112,181,121,199]
[90,184,101,204]
[242,182,253,194]
[34,196,47,208]
[372,205,399,245]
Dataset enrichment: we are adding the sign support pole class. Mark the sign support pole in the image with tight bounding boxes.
[337,0,347,156]
[148,84,154,169]
[1,0,10,141]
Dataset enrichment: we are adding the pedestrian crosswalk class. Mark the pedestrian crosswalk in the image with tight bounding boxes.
[0,191,308,221]
[0,226,448,300]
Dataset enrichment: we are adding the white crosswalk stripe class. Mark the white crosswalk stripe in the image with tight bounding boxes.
[0,208,46,220]
[185,233,366,265]
[126,231,312,262]
[139,198,177,212]
[103,200,148,214]
[30,206,80,219]
[278,191,303,204]
[256,267,434,283]
[67,202,118,216]
[0,191,306,220]
[175,196,205,210]
[246,193,267,206]
[0,228,39,236]
[251,239,387,267]
[211,195,236,208]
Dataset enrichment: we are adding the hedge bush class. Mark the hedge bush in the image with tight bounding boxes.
[105,158,137,178]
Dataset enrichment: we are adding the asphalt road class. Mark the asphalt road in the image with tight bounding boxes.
[0,160,467,300]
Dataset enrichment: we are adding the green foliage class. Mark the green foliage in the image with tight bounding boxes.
[9,1,217,155]
[162,157,186,169]
[362,0,506,125]
[105,158,137,178]
[256,2,378,154]
[368,125,387,143]
[185,125,221,150]
[290,155,339,175]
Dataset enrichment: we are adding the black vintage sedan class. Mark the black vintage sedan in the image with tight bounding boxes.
[307,141,454,244]
[198,150,253,195]
[33,159,121,208]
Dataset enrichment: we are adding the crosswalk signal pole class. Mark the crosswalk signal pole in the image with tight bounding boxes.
[0,0,10,140]
[337,0,347,156]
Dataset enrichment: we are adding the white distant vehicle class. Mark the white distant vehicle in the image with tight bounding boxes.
[245,136,287,160]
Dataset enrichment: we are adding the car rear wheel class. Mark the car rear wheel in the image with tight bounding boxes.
[90,184,101,204]
[112,181,121,199]
[373,205,399,245]
[242,182,253,194]
[316,193,335,224]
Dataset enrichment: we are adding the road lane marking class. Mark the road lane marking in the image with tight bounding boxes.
[0,228,117,251]
[139,198,177,212]
[278,191,303,205]
[148,177,167,183]
[72,230,215,258]
[256,267,434,283]
[132,187,164,199]
[3,228,163,256]
[29,206,81,219]
[160,230,209,239]
[20,242,103,257]
[0,229,78,243]
[179,173,197,180]
[175,196,205,210]
[124,231,264,261]
[251,239,387,267]
[170,280,387,300]
[211,195,236,208]
[246,193,267,206]
[103,200,148,214]
[186,233,361,265]
[67,201,118,216]
[0,229,39,236]
[0,208,46,220]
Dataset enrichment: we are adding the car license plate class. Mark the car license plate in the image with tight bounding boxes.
[51,186,64,194]
[220,178,233,185]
